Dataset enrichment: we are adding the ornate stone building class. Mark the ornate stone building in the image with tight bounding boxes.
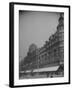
[38,45,48,68]
[22,44,38,71]
[45,13,64,67]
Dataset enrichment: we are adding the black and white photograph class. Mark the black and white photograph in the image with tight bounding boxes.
[19,11,64,79]
[9,2,70,87]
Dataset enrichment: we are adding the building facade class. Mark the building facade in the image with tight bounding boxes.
[45,13,64,67]
[21,44,38,71]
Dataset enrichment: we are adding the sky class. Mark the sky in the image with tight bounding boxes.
[19,11,60,61]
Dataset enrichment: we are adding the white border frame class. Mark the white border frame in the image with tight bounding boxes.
[14,4,69,86]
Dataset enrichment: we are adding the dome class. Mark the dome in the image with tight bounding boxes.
[29,44,37,53]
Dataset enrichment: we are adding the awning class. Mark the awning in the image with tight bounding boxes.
[20,71,25,73]
[20,65,59,73]
[20,70,31,73]
[33,66,59,72]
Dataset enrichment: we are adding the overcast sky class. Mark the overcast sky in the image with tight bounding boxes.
[19,11,60,61]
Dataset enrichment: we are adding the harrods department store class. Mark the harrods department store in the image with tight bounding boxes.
[19,13,64,78]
